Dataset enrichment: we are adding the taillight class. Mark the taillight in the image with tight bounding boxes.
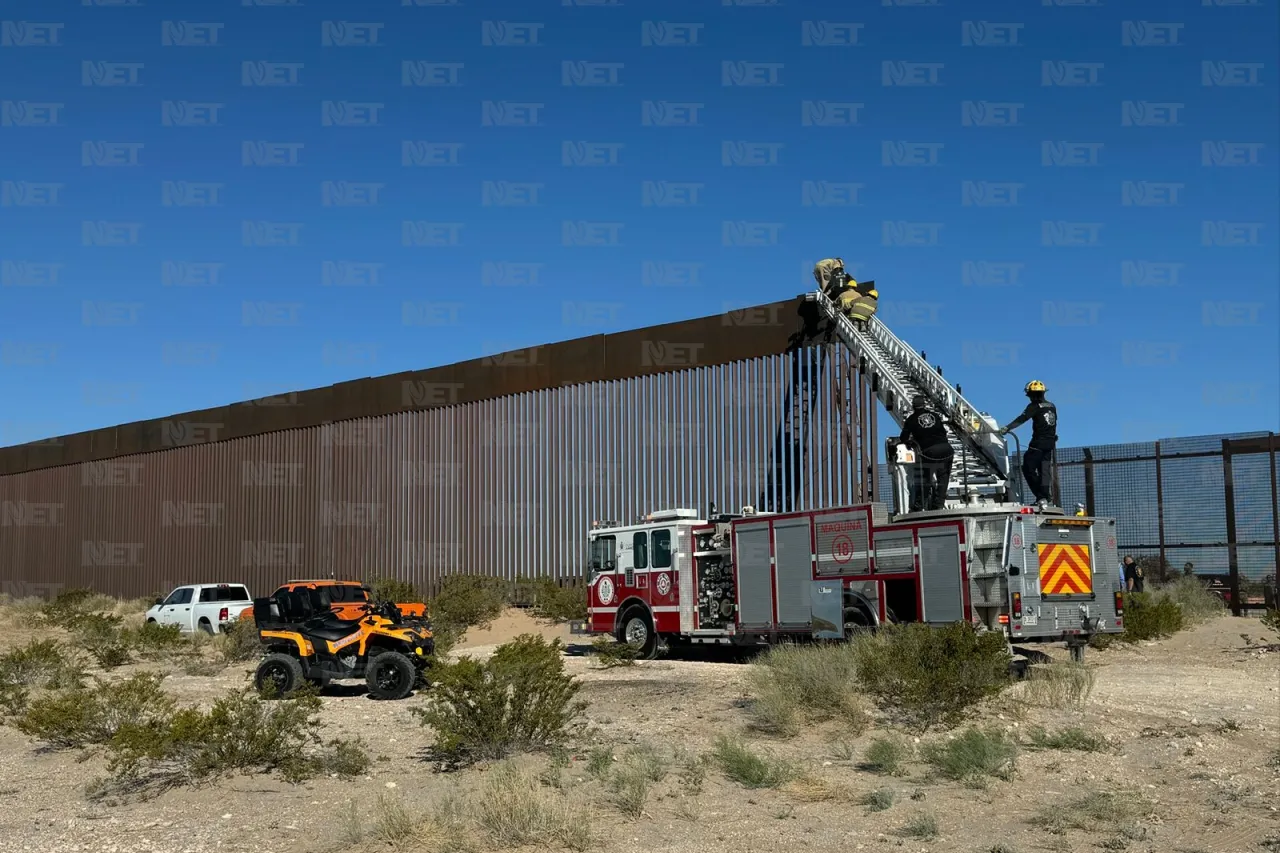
[1011,592,1023,619]
[1113,591,1123,616]
[219,607,228,622]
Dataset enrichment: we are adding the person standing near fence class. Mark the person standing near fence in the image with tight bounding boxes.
[1122,555,1143,593]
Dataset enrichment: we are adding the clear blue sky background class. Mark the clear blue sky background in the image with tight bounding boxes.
[1,0,1277,450]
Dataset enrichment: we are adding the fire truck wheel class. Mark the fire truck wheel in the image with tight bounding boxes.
[618,608,659,660]
[843,608,874,639]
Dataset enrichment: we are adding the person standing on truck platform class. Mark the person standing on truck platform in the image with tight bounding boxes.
[1001,380,1057,509]
[899,395,954,512]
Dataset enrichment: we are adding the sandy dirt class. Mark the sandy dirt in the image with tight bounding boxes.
[0,610,1277,853]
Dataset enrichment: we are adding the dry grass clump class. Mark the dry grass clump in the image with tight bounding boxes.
[745,643,870,737]
[1020,662,1095,708]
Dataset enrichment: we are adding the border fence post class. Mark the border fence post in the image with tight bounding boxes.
[1222,438,1241,617]
[1154,440,1166,581]
[1269,432,1279,603]
[1083,447,1096,517]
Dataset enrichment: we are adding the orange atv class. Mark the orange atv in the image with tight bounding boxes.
[252,587,433,700]
[239,579,426,624]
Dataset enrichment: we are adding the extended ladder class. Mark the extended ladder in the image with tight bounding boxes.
[803,289,1012,506]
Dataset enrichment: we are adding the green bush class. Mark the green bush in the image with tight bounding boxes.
[40,588,105,625]
[433,574,507,630]
[367,576,422,605]
[528,578,588,623]
[1153,577,1226,625]
[711,736,797,788]
[0,639,85,690]
[16,672,176,749]
[413,635,585,767]
[419,574,512,657]
[861,787,895,812]
[125,621,188,659]
[589,637,639,668]
[921,728,1018,784]
[16,673,367,795]
[1025,726,1108,753]
[141,689,361,785]
[215,617,263,663]
[860,736,912,776]
[850,622,1012,731]
[746,643,869,737]
[1119,593,1184,642]
[0,639,86,718]
[70,613,132,669]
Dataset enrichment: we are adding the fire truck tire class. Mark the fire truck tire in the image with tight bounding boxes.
[617,608,659,660]
[842,607,874,639]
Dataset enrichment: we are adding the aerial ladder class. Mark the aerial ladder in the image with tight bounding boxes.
[803,288,1018,514]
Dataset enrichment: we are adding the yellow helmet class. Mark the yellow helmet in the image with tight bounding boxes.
[1025,380,1046,394]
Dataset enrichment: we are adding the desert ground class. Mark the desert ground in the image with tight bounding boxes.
[0,607,1277,853]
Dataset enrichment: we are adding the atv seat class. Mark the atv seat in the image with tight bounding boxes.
[288,588,363,644]
[256,589,363,641]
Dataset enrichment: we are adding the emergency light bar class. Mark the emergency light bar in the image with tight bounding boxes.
[1043,518,1092,527]
[644,508,700,522]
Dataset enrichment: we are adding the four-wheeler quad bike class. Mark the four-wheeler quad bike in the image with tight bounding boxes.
[252,587,434,700]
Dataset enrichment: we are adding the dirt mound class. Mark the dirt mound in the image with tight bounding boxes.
[454,607,576,652]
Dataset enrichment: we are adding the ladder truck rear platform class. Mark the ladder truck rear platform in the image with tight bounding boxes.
[582,289,1125,661]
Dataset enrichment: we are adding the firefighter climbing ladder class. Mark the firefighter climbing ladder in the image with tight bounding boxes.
[804,289,1012,506]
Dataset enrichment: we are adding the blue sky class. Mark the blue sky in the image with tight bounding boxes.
[1,0,1277,450]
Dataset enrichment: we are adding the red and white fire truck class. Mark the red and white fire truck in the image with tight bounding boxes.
[584,500,1124,661]
[582,289,1126,660]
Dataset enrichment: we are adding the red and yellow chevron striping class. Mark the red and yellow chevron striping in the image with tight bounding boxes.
[1037,543,1093,595]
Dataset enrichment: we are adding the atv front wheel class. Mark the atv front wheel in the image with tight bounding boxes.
[365,650,416,700]
[255,653,304,698]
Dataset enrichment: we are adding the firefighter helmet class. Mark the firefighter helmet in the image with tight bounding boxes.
[1025,380,1046,394]
[911,395,929,410]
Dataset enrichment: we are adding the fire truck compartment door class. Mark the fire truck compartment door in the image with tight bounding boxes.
[919,528,964,625]
[810,580,843,639]
[773,517,813,626]
[734,522,773,628]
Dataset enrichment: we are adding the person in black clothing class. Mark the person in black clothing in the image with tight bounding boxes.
[898,395,954,511]
[1001,380,1058,508]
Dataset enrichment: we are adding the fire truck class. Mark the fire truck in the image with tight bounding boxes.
[583,290,1125,661]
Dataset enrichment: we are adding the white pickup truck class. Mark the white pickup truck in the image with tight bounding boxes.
[145,583,254,634]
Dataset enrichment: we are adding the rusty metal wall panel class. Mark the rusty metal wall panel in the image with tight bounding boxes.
[2,346,886,598]
[0,298,822,478]
[0,429,330,600]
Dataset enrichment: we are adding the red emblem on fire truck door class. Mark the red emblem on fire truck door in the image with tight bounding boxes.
[655,572,671,596]
[832,535,853,565]
[597,576,615,606]
[1012,534,1022,548]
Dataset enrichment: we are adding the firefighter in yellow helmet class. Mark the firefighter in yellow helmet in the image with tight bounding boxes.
[1000,380,1058,509]
[813,258,878,329]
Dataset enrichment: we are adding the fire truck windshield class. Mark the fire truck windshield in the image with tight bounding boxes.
[589,535,616,577]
